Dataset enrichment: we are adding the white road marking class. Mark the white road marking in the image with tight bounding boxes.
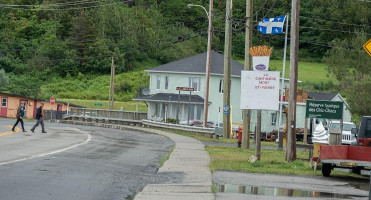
[0,129,92,166]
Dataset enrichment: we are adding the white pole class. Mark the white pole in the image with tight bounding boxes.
[278,14,289,145]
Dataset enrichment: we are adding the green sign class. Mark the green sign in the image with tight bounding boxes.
[305,100,343,119]
[94,103,103,107]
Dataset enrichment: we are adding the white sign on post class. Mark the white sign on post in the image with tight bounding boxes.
[240,71,280,111]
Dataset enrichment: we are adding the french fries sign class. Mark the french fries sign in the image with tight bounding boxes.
[250,46,273,71]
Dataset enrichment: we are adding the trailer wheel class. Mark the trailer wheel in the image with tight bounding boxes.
[322,164,332,177]
[352,167,363,175]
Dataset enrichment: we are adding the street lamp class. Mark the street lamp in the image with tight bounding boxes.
[187,1,213,127]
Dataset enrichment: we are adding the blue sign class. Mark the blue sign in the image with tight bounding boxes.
[223,105,230,114]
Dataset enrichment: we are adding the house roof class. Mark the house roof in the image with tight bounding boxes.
[145,50,244,77]
[0,92,84,108]
[133,93,205,104]
[308,92,338,101]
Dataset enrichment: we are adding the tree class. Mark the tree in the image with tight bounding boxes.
[0,69,9,89]
[325,30,371,117]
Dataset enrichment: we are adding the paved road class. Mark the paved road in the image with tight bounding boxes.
[0,119,177,200]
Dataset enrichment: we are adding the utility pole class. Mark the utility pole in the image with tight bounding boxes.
[242,0,253,149]
[203,0,213,127]
[223,0,233,138]
[286,0,300,161]
[109,57,115,110]
[256,109,261,160]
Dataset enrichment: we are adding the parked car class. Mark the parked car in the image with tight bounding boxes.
[189,120,203,127]
[328,120,356,145]
[207,121,223,128]
[179,120,199,125]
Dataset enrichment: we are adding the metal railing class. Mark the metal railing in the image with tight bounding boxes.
[68,108,147,122]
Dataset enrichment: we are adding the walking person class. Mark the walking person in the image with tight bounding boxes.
[31,102,47,133]
[12,103,27,132]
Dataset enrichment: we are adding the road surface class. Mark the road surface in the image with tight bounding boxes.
[0,120,177,200]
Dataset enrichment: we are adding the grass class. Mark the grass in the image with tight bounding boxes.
[206,146,366,178]
[58,98,148,112]
[237,59,337,83]
[158,128,278,146]
[160,145,175,166]
[156,127,365,178]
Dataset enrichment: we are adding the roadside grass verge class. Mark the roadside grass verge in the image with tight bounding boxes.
[158,128,277,147]
[155,128,365,178]
[160,145,175,166]
[58,99,148,111]
[207,146,366,178]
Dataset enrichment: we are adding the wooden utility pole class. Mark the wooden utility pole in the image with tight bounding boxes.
[242,0,253,149]
[223,0,233,138]
[109,57,115,110]
[203,0,213,127]
[256,110,261,160]
[286,0,300,161]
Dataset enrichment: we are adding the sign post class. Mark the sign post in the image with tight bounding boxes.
[176,87,195,125]
[50,96,55,121]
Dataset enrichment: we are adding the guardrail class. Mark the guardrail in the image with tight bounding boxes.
[142,119,215,135]
[66,108,147,124]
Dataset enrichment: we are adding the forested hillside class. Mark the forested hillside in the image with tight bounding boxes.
[0,0,370,104]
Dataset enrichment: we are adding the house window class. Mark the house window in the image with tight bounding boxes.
[271,113,277,126]
[1,98,7,107]
[164,76,169,90]
[190,104,202,120]
[156,75,161,90]
[189,77,201,91]
[219,79,224,93]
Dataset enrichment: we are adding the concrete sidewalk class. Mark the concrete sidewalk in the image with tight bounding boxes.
[124,126,214,200]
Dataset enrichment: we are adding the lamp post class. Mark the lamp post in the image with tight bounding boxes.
[187,2,213,127]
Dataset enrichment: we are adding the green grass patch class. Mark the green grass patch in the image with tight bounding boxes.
[237,59,337,83]
[160,145,175,166]
[206,146,365,178]
[58,99,148,112]
[155,128,277,147]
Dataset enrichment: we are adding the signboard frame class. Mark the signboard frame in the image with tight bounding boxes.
[240,71,280,111]
[305,100,343,120]
[176,87,195,92]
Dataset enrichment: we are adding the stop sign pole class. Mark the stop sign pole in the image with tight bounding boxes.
[50,96,55,121]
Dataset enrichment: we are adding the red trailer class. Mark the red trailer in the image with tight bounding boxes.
[319,145,371,176]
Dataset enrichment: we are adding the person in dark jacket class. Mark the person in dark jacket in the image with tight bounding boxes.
[31,102,47,133]
[12,103,26,132]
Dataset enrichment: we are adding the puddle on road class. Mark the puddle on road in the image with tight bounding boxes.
[214,183,357,199]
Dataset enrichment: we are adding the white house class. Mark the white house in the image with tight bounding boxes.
[133,51,351,132]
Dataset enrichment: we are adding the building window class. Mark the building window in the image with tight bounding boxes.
[1,98,7,107]
[156,75,161,90]
[164,76,169,90]
[219,79,224,93]
[190,104,202,120]
[271,113,277,126]
[189,77,201,91]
